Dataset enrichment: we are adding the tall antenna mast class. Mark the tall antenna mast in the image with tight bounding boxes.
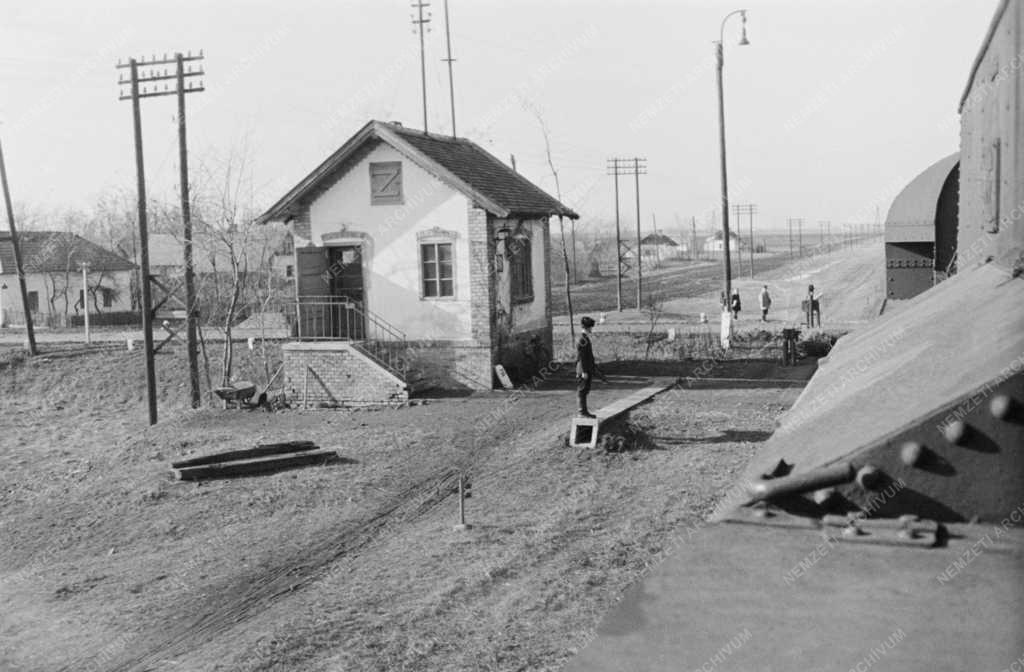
[442,0,457,136]
[411,1,432,133]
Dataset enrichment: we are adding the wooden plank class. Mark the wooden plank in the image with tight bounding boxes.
[172,448,339,481]
[171,440,319,469]
[595,382,673,421]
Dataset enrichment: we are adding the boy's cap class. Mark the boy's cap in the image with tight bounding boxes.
[581,316,596,328]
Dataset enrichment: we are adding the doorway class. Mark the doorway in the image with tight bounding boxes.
[327,245,366,339]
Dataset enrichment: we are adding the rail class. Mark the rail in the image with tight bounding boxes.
[290,296,410,382]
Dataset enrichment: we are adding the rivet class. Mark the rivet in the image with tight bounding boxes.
[856,465,882,490]
[990,395,1013,420]
[812,488,836,506]
[900,441,924,467]
[944,420,968,445]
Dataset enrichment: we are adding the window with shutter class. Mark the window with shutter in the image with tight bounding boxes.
[369,161,403,205]
[509,234,533,302]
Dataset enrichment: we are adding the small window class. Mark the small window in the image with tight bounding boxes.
[102,288,114,308]
[286,265,294,278]
[421,243,454,298]
[370,161,403,205]
[27,290,39,312]
[509,234,533,302]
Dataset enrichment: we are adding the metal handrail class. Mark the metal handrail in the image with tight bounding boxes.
[289,295,412,384]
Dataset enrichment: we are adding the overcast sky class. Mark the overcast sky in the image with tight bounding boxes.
[0,0,997,235]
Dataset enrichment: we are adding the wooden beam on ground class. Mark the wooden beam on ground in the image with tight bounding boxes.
[171,440,319,469]
[569,379,674,449]
[172,448,339,481]
[594,379,675,421]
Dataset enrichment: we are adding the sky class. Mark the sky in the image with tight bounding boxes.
[0,0,999,237]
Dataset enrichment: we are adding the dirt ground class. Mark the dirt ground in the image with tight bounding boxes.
[0,343,813,671]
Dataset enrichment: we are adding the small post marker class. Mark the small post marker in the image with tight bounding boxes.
[127,338,134,351]
[494,365,514,390]
[453,473,471,531]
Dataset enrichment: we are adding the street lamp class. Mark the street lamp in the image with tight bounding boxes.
[714,9,750,307]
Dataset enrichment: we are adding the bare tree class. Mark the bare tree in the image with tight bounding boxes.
[523,100,576,343]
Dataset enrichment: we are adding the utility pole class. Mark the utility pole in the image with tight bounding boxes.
[607,157,646,309]
[118,50,205,425]
[798,218,803,256]
[80,262,91,344]
[691,216,697,261]
[633,157,645,309]
[177,52,203,408]
[607,158,624,311]
[441,0,457,136]
[411,1,432,133]
[733,204,756,278]
[652,213,659,266]
[788,218,794,259]
[0,137,37,355]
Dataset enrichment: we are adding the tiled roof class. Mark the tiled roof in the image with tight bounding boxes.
[258,120,578,224]
[0,230,135,275]
[641,233,679,246]
[387,123,577,219]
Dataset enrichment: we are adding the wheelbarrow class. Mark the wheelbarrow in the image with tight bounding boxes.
[213,364,285,410]
[214,381,258,409]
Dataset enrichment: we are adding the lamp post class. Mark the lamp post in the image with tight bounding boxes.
[714,9,750,306]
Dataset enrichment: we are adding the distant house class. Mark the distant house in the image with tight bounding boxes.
[257,119,578,403]
[702,230,741,254]
[641,232,682,264]
[0,231,135,328]
[117,225,295,279]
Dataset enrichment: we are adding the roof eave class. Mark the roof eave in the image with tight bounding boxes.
[958,0,1012,112]
[255,120,379,225]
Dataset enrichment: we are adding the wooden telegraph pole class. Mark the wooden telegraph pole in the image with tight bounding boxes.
[177,53,202,408]
[606,157,646,310]
[411,1,432,132]
[118,51,205,424]
[0,137,38,356]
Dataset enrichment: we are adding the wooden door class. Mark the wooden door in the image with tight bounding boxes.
[295,247,329,338]
[327,245,366,340]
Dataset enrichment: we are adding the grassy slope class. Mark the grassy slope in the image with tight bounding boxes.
[0,349,811,671]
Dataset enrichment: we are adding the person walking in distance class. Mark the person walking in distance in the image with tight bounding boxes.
[759,284,772,322]
[730,289,741,320]
[576,316,607,418]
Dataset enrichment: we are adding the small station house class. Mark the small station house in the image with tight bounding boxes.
[257,120,577,405]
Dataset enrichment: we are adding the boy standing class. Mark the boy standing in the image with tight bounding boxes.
[759,285,772,322]
[576,316,607,417]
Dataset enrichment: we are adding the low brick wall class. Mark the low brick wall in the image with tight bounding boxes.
[373,340,494,393]
[283,342,409,407]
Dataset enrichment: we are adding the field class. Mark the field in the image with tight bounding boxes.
[0,242,885,671]
[0,338,814,671]
[550,235,884,320]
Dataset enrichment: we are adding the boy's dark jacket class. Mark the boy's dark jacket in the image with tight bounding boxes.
[576,333,596,375]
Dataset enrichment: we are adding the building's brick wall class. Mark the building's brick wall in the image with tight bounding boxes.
[495,326,553,385]
[467,204,496,387]
[372,339,494,392]
[283,342,408,407]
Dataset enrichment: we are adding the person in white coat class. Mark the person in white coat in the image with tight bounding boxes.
[759,285,772,322]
